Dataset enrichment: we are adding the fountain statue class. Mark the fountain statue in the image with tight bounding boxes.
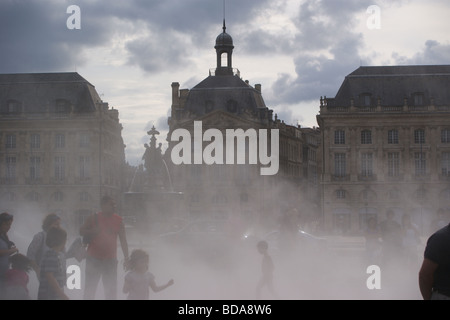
[123,126,183,235]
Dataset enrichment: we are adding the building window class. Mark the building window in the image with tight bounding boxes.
[79,192,90,202]
[2,192,16,202]
[442,152,450,176]
[30,157,41,180]
[4,100,21,114]
[6,156,16,180]
[360,94,371,106]
[361,153,373,177]
[6,134,16,149]
[79,156,90,179]
[336,189,346,199]
[334,153,346,177]
[334,130,345,144]
[26,192,41,202]
[414,129,425,144]
[414,187,426,201]
[359,207,377,231]
[54,191,64,202]
[415,152,426,176]
[54,156,65,181]
[79,134,90,148]
[30,134,40,149]
[55,134,65,149]
[361,130,372,144]
[388,152,400,177]
[332,210,351,235]
[441,129,450,143]
[414,93,424,106]
[388,130,399,144]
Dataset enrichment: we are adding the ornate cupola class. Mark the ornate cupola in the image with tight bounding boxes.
[214,20,234,76]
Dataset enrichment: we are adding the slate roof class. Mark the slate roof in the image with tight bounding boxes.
[0,72,102,114]
[328,65,450,107]
[183,74,267,116]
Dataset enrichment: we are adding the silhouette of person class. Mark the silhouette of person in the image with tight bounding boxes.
[419,222,450,300]
[80,195,129,300]
[379,210,401,268]
[123,249,174,300]
[256,240,278,299]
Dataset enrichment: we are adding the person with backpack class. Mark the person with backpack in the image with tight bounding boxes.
[26,213,61,278]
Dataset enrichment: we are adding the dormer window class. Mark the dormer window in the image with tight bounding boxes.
[3,100,21,114]
[55,99,71,115]
[360,93,372,106]
[413,93,424,106]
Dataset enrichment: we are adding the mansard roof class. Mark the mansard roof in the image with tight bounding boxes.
[328,65,450,107]
[0,72,102,114]
[184,74,267,115]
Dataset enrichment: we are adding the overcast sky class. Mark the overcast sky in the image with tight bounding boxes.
[1,0,450,165]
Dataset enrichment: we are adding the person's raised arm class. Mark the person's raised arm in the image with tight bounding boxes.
[149,278,174,293]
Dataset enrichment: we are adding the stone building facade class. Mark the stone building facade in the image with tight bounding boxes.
[0,72,126,233]
[317,65,450,235]
[165,22,321,233]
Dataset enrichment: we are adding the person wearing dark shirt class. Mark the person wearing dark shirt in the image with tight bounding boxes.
[419,223,450,300]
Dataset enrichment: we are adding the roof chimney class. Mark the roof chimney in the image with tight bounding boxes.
[171,82,180,108]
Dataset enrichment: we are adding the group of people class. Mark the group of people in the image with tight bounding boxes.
[0,195,174,300]
[363,209,450,300]
[365,210,423,269]
[1,197,449,300]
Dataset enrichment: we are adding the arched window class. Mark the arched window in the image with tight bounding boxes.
[220,52,228,68]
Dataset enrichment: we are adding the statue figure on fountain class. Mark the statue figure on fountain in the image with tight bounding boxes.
[142,126,166,191]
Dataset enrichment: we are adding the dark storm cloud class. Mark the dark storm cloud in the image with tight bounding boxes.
[0,0,118,73]
[0,0,271,74]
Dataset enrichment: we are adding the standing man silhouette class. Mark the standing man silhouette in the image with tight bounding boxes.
[80,196,129,300]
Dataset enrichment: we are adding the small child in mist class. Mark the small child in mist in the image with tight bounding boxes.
[4,253,32,300]
[123,249,174,300]
[38,227,69,300]
[256,240,278,299]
